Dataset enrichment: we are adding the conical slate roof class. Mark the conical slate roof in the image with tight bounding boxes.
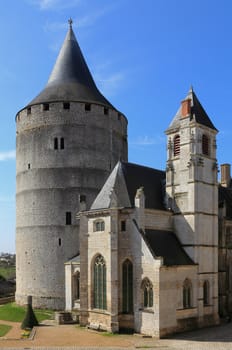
[28,22,113,108]
[167,87,217,131]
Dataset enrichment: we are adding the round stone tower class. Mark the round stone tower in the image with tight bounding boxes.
[15,21,128,309]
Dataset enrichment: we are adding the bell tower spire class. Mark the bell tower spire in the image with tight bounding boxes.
[165,88,219,325]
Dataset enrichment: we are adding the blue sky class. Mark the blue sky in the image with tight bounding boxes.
[1,0,232,252]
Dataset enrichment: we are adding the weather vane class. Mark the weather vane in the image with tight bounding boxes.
[68,18,73,27]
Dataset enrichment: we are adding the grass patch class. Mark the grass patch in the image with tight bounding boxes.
[0,324,12,337]
[102,332,119,337]
[0,266,15,280]
[0,303,54,323]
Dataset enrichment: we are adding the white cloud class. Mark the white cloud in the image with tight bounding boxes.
[27,0,81,10]
[0,150,16,161]
[77,7,113,28]
[129,136,165,147]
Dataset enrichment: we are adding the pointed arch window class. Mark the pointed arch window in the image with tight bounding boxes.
[93,255,107,310]
[183,278,192,308]
[141,278,153,308]
[202,134,209,156]
[173,135,180,156]
[122,259,133,313]
[203,280,210,306]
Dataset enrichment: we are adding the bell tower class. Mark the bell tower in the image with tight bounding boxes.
[165,87,219,323]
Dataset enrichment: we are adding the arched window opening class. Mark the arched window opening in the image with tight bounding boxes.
[73,271,80,300]
[142,278,153,308]
[94,220,105,232]
[122,259,133,313]
[93,255,106,310]
[183,279,192,309]
[202,134,209,155]
[203,280,210,306]
[174,135,180,156]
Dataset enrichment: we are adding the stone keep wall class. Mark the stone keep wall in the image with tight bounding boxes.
[16,101,128,309]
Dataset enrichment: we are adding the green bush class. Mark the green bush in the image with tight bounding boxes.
[21,304,38,330]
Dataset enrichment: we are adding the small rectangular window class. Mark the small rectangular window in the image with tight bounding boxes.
[63,102,70,110]
[118,113,121,120]
[60,137,64,149]
[59,238,61,246]
[43,103,49,111]
[85,103,91,111]
[28,163,31,170]
[121,220,126,231]
[79,194,86,203]
[66,212,72,225]
[27,107,31,115]
[104,107,109,115]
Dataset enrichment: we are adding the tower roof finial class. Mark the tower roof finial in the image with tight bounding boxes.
[68,18,73,28]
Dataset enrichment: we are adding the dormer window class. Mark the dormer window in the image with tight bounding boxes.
[173,135,180,156]
[202,134,209,156]
[94,220,105,232]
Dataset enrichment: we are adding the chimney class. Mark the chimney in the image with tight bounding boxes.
[181,98,191,118]
[221,164,231,187]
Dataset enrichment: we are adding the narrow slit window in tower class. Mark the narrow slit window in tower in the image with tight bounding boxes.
[59,238,61,246]
[66,212,72,225]
[60,138,64,149]
[27,107,31,115]
[54,137,58,150]
[121,220,126,231]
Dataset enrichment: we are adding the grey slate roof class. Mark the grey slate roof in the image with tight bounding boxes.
[28,25,113,108]
[91,161,166,210]
[219,185,232,219]
[65,254,80,264]
[167,87,217,131]
[144,229,195,266]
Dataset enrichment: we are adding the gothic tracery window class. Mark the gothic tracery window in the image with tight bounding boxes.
[122,259,133,313]
[142,278,153,308]
[93,255,107,310]
[183,278,192,308]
